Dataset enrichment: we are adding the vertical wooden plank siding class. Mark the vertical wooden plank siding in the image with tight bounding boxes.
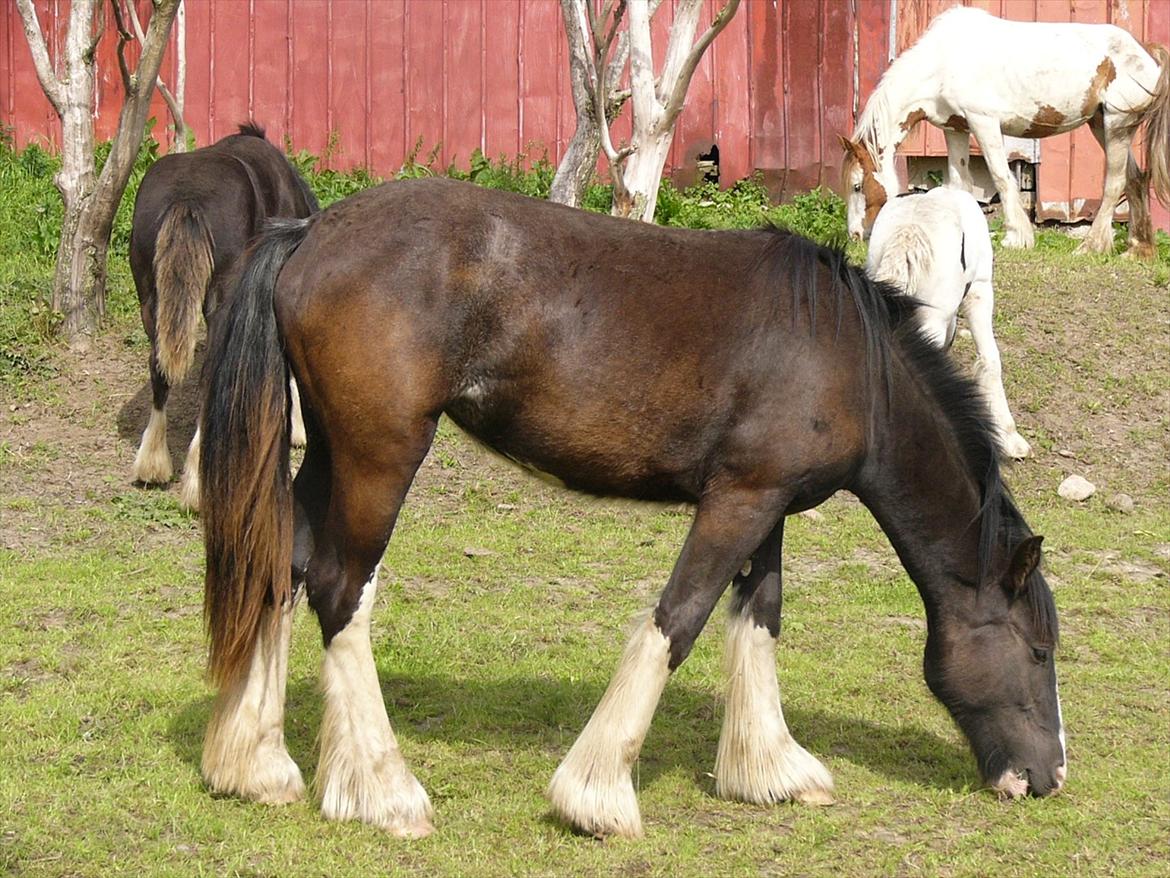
[1,0,1165,229]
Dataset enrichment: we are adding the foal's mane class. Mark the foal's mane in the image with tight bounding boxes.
[756,228,1056,641]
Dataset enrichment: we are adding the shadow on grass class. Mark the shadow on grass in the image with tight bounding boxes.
[170,670,974,801]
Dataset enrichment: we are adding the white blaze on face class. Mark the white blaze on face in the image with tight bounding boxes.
[1055,677,1067,789]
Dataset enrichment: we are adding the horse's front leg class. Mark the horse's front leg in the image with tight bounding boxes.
[548,486,787,838]
[966,116,1034,249]
[715,518,834,805]
[962,280,1031,459]
[944,128,975,192]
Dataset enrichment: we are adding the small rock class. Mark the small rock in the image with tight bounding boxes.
[1057,475,1096,502]
[496,503,517,511]
[1057,449,1076,459]
[463,546,495,558]
[1105,493,1134,514]
[799,508,825,522]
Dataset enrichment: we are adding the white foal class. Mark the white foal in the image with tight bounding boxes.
[867,187,1031,459]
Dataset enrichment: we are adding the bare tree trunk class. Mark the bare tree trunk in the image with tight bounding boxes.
[556,0,738,222]
[17,0,181,349]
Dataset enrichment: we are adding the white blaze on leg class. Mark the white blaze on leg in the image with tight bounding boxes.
[132,406,172,484]
[316,572,433,837]
[202,601,304,804]
[714,611,834,805]
[547,615,671,838]
[178,425,201,511]
[1055,678,1067,791]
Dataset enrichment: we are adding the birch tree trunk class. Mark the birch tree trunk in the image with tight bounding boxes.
[554,0,739,222]
[16,0,181,349]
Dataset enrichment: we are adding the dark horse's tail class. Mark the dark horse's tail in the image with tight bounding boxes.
[154,203,213,384]
[200,218,311,688]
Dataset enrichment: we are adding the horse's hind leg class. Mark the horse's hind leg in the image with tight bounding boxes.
[962,280,1031,459]
[548,485,787,838]
[1122,156,1156,260]
[1080,112,1131,255]
[201,597,304,804]
[200,433,329,804]
[133,351,175,485]
[307,421,437,837]
[714,519,834,805]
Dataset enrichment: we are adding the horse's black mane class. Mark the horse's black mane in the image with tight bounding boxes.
[756,227,1057,643]
[237,122,267,140]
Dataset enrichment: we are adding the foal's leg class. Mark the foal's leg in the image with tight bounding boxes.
[963,279,1031,459]
[132,353,174,485]
[715,519,834,805]
[201,597,304,803]
[944,128,975,192]
[1080,112,1130,255]
[965,116,1034,249]
[308,425,436,837]
[177,424,202,510]
[548,486,786,838]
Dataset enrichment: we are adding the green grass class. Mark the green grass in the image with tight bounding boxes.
[2,131,1169,876]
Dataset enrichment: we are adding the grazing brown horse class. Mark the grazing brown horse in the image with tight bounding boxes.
[129,123,317,507]
[199,178,1065,839]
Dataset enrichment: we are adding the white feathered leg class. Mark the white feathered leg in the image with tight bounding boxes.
[547,615,671,838]
[715,611,834,805]
[315,572,434,837]
[202,601,304,804]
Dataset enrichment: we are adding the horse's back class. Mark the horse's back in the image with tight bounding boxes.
[208,134,316,218]
[909,7,1161,125]
[277,179,873,503]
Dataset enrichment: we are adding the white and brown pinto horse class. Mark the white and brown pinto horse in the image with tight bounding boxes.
[841,7,1170,256]
[867,187,1031,459]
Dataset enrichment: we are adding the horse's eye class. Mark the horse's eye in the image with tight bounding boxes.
[1031,647,1049,664]
[853,184,862,193]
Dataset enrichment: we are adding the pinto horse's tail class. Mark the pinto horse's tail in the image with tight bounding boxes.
[872,223,935,296]
[200,219,311,688]
[1145,44,1170,207]
[153,202,213,385]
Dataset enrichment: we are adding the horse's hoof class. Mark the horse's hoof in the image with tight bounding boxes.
[1075,236,1114,256]
[547,762,643,838]
[1121,243,1155,262]
[132,447,173,485]
[1000,432,1032,460]
[1001,228,1035,250]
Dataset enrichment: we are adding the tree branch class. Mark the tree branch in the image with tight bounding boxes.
[111,0,134,94]
[14,0,65,114]
[125,0,187,146]
[662,0,740,122]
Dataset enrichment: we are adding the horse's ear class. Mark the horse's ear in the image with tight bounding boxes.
[837,134,858,155]
[1005,536,1043,597]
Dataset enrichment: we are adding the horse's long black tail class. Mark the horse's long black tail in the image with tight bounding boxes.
[200,218,311,688]
[153,202,213,384]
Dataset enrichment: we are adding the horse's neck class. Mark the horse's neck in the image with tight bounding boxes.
[852,365,984,602]
[860,59,932,164]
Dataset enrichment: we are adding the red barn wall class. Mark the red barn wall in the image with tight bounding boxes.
[2,0,1167,229]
